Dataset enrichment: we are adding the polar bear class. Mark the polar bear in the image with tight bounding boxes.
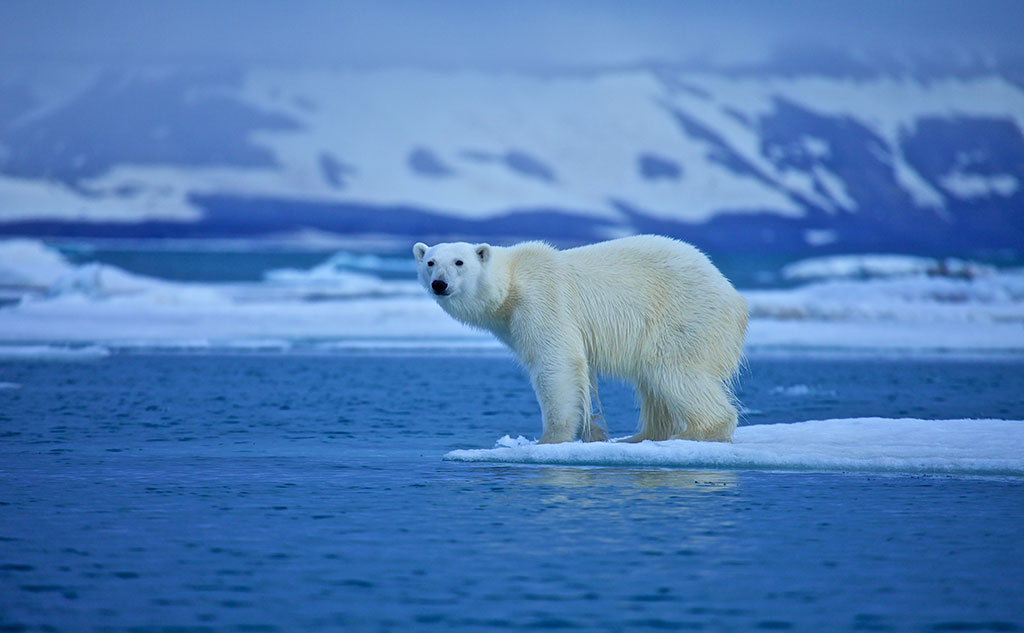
[413,235,747,443]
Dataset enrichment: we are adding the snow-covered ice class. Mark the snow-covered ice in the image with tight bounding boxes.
[0,239,77,287]
[770,384,834,397]
[745,267,1024,323]
[1,240,1022,353]
[781,254,997,282]
[444,418,1024,476]
[0,344,111,360]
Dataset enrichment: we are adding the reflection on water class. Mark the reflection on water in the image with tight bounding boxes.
[523,465,738,491]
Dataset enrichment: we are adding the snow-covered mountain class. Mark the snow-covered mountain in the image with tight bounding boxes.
[1,63,1022,253]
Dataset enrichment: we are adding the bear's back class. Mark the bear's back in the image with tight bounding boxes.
[560,235,745,376]
[563,235,734,299]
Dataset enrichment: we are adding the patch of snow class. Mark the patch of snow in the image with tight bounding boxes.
[801,136,831,159]
[803,229,838,247]
[941,171,1020,199]
[812,166,858,211]
[769,384,835,397]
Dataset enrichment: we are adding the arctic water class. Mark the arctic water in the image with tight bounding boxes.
[1,351,1022,632]
[1,242,1023,631]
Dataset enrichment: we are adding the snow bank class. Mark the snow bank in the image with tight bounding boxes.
[444,418,1024,476]
[264,251,420,297]
[1,240,1023,352]
[269,251,417,277]
[0,240,453,346]
[0,238,218,302]
[745,269,1024,323]
[262,268,415,297]
[0,239,77,287]
[744,255,1024,350]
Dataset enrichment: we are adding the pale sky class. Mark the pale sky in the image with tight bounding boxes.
[1,0,1021,70]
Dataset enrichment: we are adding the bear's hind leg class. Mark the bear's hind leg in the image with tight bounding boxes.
[584,416,608,442]
[619,384,673,443]
[634,369,737,442]
[672,370,737,442]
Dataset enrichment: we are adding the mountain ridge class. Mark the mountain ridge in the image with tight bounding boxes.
[1,62,1021,254]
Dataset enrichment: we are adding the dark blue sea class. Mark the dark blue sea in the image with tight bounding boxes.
[1,351,1022,632]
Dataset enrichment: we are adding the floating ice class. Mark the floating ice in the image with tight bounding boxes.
[0,239,220,303]
[769,384,834,397]
[269,251,417,277]
[444,418,1024,477]
[44,262,173,299]
[0,345,111,360]
[2,239,1023,352]
[745,269,1024,323]
[264,253,420,298]
[781,254,997,282]
[0,239,76,287]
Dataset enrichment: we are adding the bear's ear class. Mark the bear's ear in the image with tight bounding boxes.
[413,242,428,262]
[475,243,491,264]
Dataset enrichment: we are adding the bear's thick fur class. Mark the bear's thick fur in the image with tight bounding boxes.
[414,235,747,443]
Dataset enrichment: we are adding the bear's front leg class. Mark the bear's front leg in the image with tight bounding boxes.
[529,353,591,444]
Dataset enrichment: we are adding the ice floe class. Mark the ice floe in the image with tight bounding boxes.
[781,254,997,282]
[0,344,111,360]
[745,269,1024,323]
[444,418,1024,476]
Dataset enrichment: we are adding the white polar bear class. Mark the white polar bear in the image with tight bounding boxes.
[413,235,748,443]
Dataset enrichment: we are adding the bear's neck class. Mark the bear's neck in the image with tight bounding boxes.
[442,250,515,337]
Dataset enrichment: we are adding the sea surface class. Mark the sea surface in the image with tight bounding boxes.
[1,351,1022,632]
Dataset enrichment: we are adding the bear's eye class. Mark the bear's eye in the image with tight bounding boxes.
[427,260,434,267]
[455,260,464,266]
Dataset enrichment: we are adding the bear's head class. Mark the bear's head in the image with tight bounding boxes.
[413,241,491,301]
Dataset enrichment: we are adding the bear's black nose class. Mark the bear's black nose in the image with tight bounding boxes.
[431,279,448,295]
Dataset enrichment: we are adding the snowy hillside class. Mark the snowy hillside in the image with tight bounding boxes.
[1,64,1023,252]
